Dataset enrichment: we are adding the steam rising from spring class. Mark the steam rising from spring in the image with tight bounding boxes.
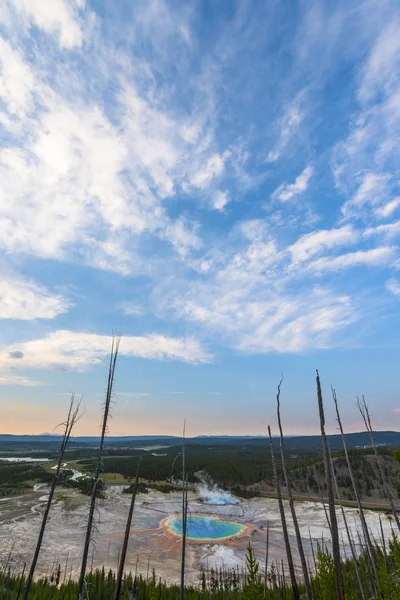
[195,472,239,505]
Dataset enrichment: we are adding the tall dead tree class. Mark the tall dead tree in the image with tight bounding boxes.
[330,449,366,600]
[357,395,400,533]
[180,421,188,600]
[316,370,344,600]
[114,459,141,600]
[268,426,299,600]
[77,334,121,600]
[332,387,377,575]
[379,516,388,568]
[263,524,269,596]
[23,395,81,600]
[276,376,312,600]
[313,465,331,533]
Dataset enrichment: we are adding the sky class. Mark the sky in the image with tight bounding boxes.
[0,0,400,437]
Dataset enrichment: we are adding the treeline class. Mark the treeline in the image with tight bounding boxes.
[76,444,400,501]
[3,535,400,599]
[77,444,321,487]
[0,462,53,497]
[2,444,399,500]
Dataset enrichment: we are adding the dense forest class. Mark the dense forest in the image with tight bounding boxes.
[0,463,53,497]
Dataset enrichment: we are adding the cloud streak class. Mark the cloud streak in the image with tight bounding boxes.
[0,276,71,320]
[272,166,314,203]
[4,0,85,49]
[0,330,211,374]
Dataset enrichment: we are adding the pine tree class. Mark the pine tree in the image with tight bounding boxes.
[316,545,336,600]
[243,544,263,600]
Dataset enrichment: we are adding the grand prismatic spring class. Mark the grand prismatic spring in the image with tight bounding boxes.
[165,515,246,541]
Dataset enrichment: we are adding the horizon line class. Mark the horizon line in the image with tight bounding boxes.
[1,430,399,438]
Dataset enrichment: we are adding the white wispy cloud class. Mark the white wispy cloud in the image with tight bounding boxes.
[271,165,314,203]
[0,330,211,370]
[189,152,230,189]
[235,290,356,354]
[334,20,400,226]
[4,0,85,49]
[0,38,35,117]
[288,225,358,265]
[0,276,71,320]
[163,217,202,258]
[171,278,357,354]
[307,246,396,274]
[0,24,239,278]
[364,221,400,240]
[267,92,305,162]
[358,20,400,103]
[154,220,361,353]
[340,173,390,220]
[212,191,229,211]
[376,197,400,219]
[386,278,400,298]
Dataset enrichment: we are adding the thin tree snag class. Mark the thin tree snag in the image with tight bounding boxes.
[180,421,188,600]
[316,370,344,600]
[23,394,82,600]
[114,458,141,600]
[264,523,269,596]
[379,516,388,569]
[332,387,377,575]
[313,465,331,533]
[276,376,312,600]
[331,449,366,600]
[357,395,400,533]
[268,425,299,600]
[78,333,121,600]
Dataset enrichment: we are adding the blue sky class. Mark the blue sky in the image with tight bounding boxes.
[1,0,400,436]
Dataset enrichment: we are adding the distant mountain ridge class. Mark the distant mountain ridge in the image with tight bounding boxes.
[1,430,400,449]
[0,434,178,443]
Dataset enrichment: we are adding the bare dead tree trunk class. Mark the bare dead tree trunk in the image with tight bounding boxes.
[313,465,331,534]
[309,528,321,597]
[268,426,299,600]
[180,421,188,600]
[331,450,366,600]
[308,528,316,576]
[114,459,141,600]
[332,388,377,576]
[276,376,312,599]
[77,334,120,600]
[379,515,388,569]
[23,395,81,600]
[316,370,344,600]
[357,395,400,532]
[263,524,269,596]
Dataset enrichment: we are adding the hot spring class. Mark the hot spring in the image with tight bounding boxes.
[166,515,245,541]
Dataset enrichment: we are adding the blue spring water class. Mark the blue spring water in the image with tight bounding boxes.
[167,515,244,540]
